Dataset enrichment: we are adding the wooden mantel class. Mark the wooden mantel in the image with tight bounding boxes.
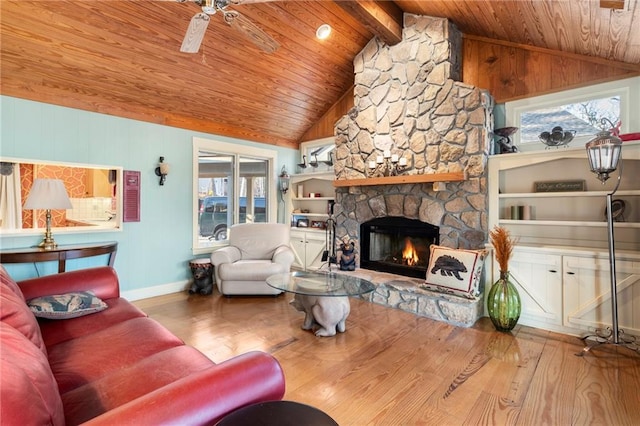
[333,172,465,187]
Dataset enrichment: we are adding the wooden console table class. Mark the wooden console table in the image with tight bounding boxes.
[0,242,117,273]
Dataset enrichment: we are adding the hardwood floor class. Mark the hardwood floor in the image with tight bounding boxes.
[133,291,640,425]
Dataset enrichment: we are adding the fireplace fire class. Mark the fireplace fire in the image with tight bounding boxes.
[360,217,439,279]
[402,238,419,266]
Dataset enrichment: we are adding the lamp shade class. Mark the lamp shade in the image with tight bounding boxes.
[24,179,73,210]
[158,162,170,175]
[585,131,622,183]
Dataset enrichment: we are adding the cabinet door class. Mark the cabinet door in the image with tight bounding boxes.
[508,250,563,327]
[289,231,306,270]
[305,232,328,271]
[563,255,640,335]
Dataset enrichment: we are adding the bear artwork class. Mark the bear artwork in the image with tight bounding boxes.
[290,294,350,337]
[189,260,214,295]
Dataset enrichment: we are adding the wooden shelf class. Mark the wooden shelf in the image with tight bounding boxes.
[499,219,640,228]
[291,213,329,217]
[499,190,640,198]
[333,172,465,187]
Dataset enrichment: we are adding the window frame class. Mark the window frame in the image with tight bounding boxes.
[192,137,277,254]
[505,77,639,152]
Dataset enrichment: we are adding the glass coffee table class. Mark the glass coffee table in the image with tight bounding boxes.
[266,271,375,337]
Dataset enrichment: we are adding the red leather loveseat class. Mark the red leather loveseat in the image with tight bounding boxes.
[0,265,285,425]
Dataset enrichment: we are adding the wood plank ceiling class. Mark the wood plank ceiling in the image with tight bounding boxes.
[1,1,639,149]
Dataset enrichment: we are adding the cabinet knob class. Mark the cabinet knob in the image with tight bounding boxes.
[549,269,557,273]
[566,271,575,275]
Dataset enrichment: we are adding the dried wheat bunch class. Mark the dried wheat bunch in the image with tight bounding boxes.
[489,226,517,273]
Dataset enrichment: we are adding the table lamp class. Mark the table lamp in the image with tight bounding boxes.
[579,122,638,355]
[23,178,73,250]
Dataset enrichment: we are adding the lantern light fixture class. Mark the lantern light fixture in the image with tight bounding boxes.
[579,118,638,355]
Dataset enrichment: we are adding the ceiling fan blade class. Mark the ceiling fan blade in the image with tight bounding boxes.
[180,13,210,53]
[224,11,279,54]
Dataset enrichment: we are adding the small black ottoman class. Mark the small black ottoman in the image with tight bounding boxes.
[216,400,338,426]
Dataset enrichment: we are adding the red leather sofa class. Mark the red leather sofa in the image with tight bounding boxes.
[0,265,285,425]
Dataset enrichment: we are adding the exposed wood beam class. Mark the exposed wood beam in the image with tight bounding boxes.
[599,0,628,10]
[335,0,403,46]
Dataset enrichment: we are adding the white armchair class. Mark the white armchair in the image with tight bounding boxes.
[210,223,294,296]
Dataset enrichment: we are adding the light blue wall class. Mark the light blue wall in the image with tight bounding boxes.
[0,96,298,292]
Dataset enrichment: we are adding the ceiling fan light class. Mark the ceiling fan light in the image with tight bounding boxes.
[202,0,217,15]
[316,24,331,40]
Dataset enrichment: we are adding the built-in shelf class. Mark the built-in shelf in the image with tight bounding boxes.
[498,219,640,228]
[488,141,640,252]
[499,190,640,198]
[333,172,465,187]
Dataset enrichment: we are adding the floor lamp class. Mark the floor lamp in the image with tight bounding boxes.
[578,122,639,355]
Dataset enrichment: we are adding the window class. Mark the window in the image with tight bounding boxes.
[193,137,277,252]
[0,158,123,236]
[506,77,639,152]
[300,137,335,171]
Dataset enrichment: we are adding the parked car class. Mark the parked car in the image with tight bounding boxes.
[199,196,266,240]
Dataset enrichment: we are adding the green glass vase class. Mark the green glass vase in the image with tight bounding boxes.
[487,271,521,332]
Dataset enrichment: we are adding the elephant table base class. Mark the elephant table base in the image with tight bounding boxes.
[265,271,375,338]
[290,294,350,337]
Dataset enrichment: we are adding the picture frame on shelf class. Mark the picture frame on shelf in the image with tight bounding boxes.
[296,218,309,228]
[311,220,326,230]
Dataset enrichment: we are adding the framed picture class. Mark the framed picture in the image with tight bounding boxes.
[296,218,309,228]
[311,220,326,230]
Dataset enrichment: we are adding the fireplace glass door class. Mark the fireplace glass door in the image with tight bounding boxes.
[360,217,439,278]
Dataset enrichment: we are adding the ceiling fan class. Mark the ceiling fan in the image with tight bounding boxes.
[178,0,279,54]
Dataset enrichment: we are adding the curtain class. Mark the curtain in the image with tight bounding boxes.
[0,164,23,229]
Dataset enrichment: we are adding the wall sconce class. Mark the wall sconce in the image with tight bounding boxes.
[23,178,73,250]
[279,165,290,195]
[155,156,170,186]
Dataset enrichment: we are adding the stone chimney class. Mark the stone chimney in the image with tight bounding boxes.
[332,14,494,252]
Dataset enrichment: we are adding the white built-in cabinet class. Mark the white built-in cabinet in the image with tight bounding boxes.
[507,249,563,328]
[290,229,327,271]
[563,254,640,336]
[488,246,640,336]
[287,171,335,271]
[486,141,640,337]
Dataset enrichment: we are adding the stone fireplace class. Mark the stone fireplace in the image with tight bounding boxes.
[333,13,492,267]
[330,14,493,327]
